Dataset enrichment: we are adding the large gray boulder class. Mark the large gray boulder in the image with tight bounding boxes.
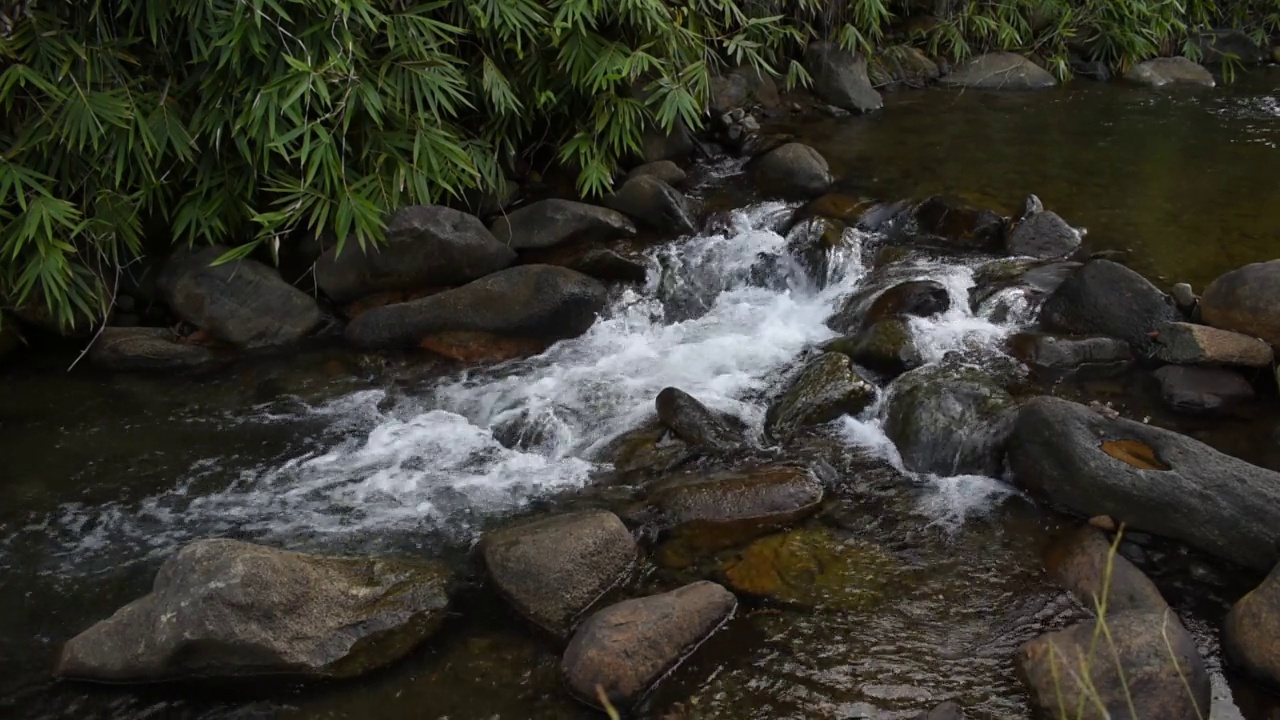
[939,52,1057,90]
[159,246,324,348]
[55,539,453,682]
[1153,321,1274,367]
[1124,57,1215,88]
[562,582,736,708]
[488,200,636,250]
[482,510,636,638]
[765,352,876,441]
[1200,260,1280,347]
[604,175,696,235]
[752,143,832,200]
[345,264,606,352]
[1005,209,1081,259]
[315,205,516,303]
[1039,260,1179,356]
[90,327,219,372]
[884,363,1016,477]
[804,42,882,113]
[1008,396,1280,569]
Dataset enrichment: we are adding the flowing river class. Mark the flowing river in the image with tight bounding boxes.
[2,71,1279,719]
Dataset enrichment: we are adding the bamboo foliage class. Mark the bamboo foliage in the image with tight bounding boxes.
[0,0,1275,331]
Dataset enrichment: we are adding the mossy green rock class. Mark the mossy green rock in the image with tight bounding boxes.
[884,363,1016,477]
[721,525,899,610]
[824,317,923,378]
[603,420,695,476]
[765,352,875,441]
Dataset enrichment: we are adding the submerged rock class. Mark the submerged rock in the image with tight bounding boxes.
[159,246,324,349]
[1017,609,1210,720]
[604,175,696,235]
[345,265,606,354]
[752,143,832,200]
[561,581,736,709]
[884,363,1016,477]
[825,317,924,378]
[1008,333,1133,378]
[1008,396,1280,570]
[315,205,516,303]
[482,510,636,638]
[90,327,219,371]
[1224,561,1280,688]
[626,160,687,187]
[911,195,1005,251]
[1153,321,1274,367]
[804,42,883,113]
[939,52,1057,90]
[1004,209,1080,259]
[1200,260,1280,347]
[55,539,454,682]
[914,702,965,720]
[721,525,898,610]
[655,387,745,452]
[765,352,876,441]
[1046,526,1169,614]
[1039,260,1179,356]
[1124,57,1215,88]
[488,199,636,250]
[1153,365,1255,415]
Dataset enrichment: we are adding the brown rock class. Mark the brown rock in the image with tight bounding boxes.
[1017,609,1210,720]
[648,463,824,535]
[1153,321,1274,367]
[1224,561,1280,688]
[89,327,219,372]
[482,510,637,637]
[419,331,549,363]
[562,582,736,708]
[1201,260,1280,347]
[1045,526,1168,614]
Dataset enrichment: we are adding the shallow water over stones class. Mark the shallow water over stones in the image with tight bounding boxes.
[2,76,1280,719]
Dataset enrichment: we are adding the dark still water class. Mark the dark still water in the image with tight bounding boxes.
[1,71,1279,720]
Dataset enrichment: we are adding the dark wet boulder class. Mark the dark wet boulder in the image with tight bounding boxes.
[969,257,1079,312]
[562,581,736,708]
[1224,561,1280,688]
[804,42,882,113]
[765,352,876,441]
[1008,333,1133,378]
[1124,57,1215,88]
[940,52,1057,90]
[1008,396,1280,570]
[870,47,940,88]
[824,317,924,378]
[345,265,606,355]
[1194,29,1269,64]
[1200,260,1280,347]
[1153,365,1255,415]
[752,143,832,200]
[0,318,20,361]
[1005,209,1080,259]
[1017,609,1210,720]
[159,246,324,349]
[604,175,696,235]
[655,387,745,452]
[315,206,516,304]
[601,421,697,477]
[520,243,649,284]
[884,363,1016,477]
[914,701,965,720]
[55,539,453,682]
[912,196,1005,251]
[721,525,899,610]
[626,160,687,187]
[829,280,950,334]
[647,463,824,538]
[489,199,636,251]
[785,216,852,287]
[640,120,695,164]
[1046,526,1169,613]
[1153,321,1274,367]
[1039,260,1179,356]
[482,510,636,638]
[709,65,780,115]
[90,327,219,372]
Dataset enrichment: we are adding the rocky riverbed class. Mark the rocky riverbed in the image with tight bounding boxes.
[2,54,1280,720]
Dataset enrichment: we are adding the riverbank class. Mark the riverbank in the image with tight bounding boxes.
[2,57,1280,720]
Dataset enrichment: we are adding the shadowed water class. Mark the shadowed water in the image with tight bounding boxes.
[2,73,1279,719]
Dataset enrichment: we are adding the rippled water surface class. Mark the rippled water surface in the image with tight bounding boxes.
[2,72,1280,719]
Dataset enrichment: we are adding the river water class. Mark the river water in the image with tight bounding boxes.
[2,72,1279,719]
